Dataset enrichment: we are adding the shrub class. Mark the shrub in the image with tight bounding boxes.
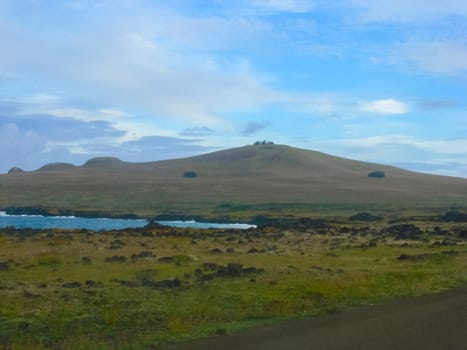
[368,171,385,178]
[183,171,198,178]
[253,140,274,145]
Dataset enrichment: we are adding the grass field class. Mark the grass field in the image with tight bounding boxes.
[1,216,467,349]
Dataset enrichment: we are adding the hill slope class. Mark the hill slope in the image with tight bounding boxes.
[1,144,467,217]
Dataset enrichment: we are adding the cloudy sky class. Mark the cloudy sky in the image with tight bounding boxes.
[1,0,466,176]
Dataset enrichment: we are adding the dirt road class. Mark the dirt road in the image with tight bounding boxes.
[162,287,467,350]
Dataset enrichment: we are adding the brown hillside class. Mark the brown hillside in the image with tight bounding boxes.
[1,144,467,216]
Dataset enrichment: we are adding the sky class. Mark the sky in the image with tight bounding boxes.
[0,0,466,177]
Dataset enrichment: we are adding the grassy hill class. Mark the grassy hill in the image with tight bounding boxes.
[1,144,467,218]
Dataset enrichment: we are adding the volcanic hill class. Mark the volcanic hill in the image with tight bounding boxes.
[1,144,467,217]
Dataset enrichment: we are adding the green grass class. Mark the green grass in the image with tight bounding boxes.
[1,220,467,349]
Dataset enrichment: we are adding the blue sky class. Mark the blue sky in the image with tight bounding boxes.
[1,0,466,177]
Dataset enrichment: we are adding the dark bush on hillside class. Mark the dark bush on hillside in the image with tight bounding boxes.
[183,171,198,178]
[253,140,274,145]
[368,171,385,178]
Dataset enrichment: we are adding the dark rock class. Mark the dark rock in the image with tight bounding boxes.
[202,262,220,271]
[109,239,125,249]
[438,240,456,246]
[243,267,265,275]
[81,257,92,265]
[153,278,182,289]
[23,290,40,298]
[105,256,128,263]
[210,248,224,254]
[196,272,215,281]
[382,224,422,240]
[62,281,82,288]
[196,263,265,281]
[397,253,431,261]
[118,280,140,288]
[131,251,155,262]
[442,250,459,256]
[225,263,243,277]
[433,226,447,235]
[458,230,467,239]
[438,210,467,222]
[5,206,51,216]
[226,247,235,253]
[19,322,30,331]
[349,212,382,222]
[0,262,9,271]
[261,218,329,232]
[158,256,173,263]
[215,328,227,336]
[144,219,164,229]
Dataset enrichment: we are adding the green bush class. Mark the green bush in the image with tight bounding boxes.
[183,171,198,178]
[368,171,385,178]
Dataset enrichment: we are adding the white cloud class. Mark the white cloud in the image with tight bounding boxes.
[349,0,467,23]
[412,139,467,155]
[303,134,467,177]
[251,0,314,13]
[0,3,280,127]
[359,99,409,115]
[389,41,467,75]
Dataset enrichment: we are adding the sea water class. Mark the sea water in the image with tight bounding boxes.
[0,212,256,230]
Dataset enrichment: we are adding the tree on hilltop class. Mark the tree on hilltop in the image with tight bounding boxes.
[253,140,274,145]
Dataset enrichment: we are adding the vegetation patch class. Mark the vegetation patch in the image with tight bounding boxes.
[368,171,385,178]
[183,171,198,178]
[1,217,467,349]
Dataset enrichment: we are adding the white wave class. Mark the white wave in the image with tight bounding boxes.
[0,212,78,219]
[157,220,256,229]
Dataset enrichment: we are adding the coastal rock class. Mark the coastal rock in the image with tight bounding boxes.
[350,212,382,222]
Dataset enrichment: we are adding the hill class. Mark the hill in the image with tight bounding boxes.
[1,144,467,218]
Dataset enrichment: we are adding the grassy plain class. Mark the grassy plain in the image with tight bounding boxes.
[1,216,467,349]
